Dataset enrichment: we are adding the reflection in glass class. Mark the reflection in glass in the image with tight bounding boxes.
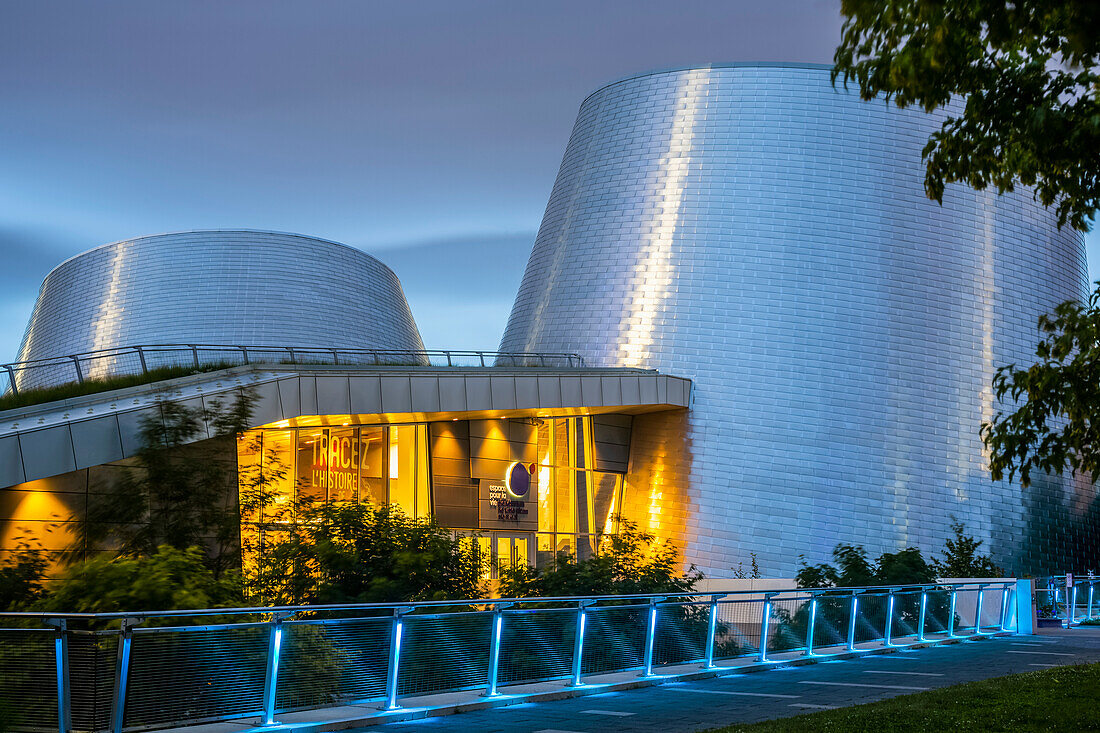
[389,425,416,516]
[415,424,431,518]
[358,426,385,505]
[297,430,326,505]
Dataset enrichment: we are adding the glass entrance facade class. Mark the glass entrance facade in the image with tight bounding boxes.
[237,416,624,572]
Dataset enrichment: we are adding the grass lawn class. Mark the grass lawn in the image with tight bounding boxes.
[707,663,1100,732]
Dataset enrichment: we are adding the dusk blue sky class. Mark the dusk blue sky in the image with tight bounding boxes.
[2,1,1097,361]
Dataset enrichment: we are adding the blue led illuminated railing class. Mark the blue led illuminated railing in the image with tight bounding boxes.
[0,580,1018,733]
[0,343,587,395]
[1035,574,1100,626]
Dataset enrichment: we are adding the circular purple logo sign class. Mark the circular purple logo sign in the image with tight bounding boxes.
[505,462,533,500]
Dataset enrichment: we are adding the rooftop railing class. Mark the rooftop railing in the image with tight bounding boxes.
[0,581,1015,733]
[1,344,586,396]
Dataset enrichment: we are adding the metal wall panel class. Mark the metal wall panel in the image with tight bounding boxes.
[20,426,76,478]
[16,231,425,389]
[70,416,124,469]
[499,64,1094,575]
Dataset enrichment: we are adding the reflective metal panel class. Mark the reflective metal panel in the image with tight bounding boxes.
[500,64,1093,576]
[16,230,425,388]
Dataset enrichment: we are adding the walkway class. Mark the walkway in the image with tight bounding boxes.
[369,627,1100,733]
[161,627,1100,733]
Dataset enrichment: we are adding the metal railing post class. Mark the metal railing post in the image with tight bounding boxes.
[999,584,1012,631]
[110,619,138,733]
[239,346,250,365]
[917,589,928,642]
[846,591,859,652]
[382,607,412,710]
[3,364,17,395]
[974,584,986,634]
[640,598,661,677]
[1069,583,1078,626]
[758,594,773,662]
[884,592,895,646]
[262,613,292,724]
[70,356,84,384]
[189,345,200,368]
[1089,580,1096,621]
[569,601,593,687]
[703,595,723,668]
[803,594,818,656]
[133,346,148,374]
[948,588,958,637]
[45,619,70,733]
[483,603,511,697]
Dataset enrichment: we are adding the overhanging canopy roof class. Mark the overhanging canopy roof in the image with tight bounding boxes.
[0,364,691,486]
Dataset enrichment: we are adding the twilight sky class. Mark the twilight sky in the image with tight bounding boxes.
[1,1,1097,361]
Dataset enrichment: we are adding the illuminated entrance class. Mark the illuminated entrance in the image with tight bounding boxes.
[237,416,624,569]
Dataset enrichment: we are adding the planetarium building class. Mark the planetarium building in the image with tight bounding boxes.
[500,63,1093,576]
[0,64,1095,577]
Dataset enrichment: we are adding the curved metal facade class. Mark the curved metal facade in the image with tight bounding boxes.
[17,230,424,382]
[500,64,1093,576]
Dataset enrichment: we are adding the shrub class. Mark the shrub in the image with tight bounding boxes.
[933,521,1005,577]
[499,518,701,598]
[36,545,243,614]
[254,503,485,605]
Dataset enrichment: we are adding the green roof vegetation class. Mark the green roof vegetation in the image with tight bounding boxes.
[0,362,237,413]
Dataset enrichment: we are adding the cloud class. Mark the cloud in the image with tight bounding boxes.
[365,232,537,350]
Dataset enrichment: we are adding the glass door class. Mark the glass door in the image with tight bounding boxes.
[493,533,533,578]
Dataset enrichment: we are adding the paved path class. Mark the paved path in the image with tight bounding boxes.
[367,628,1100,733]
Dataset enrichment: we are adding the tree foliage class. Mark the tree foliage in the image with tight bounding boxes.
[934,521,1005,577]
[833,0,1100,229]
[69,391,256,576]
[254,503,485,605]
[35,545,242,614]
[0,546,47,612]
[797,543,937,589]
[980,287,1100,488]
[499,518,701,598]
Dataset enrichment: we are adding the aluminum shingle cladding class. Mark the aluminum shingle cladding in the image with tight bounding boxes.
[499,64,1094,576]
[17,230,425,366]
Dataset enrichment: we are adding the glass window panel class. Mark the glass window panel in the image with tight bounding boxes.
[476,536,492,580]
[263,430,296,523]
[590,472,622,536]
[327,427,358,504]
[574,470,592,535]
[389,425,416,516]
[415,424,431,518]
[297,429,327,505]
[236,430,263,525]
[573,417,588,470]
[554,460,575,535]
[358,426,386,506]
[553,418,570,468]
[537,420,554,533]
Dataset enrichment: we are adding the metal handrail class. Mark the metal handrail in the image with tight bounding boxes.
[0,581,997,621]
[0,580,1017,733]
[1,343,587,394]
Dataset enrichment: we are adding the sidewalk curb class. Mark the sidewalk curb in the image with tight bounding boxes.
[241,632,1011,733]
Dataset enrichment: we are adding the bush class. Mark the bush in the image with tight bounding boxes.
[0,544,47,612]
[36,545,243,614]
[499,518,702,598]
[933,521,1004,577]
[254,503,485,605]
